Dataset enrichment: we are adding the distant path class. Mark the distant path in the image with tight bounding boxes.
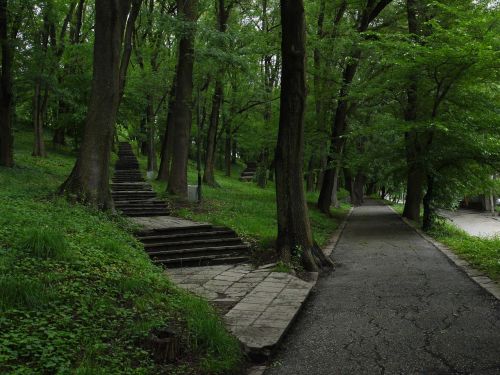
[439,209,500,237]
[266,200,500,375]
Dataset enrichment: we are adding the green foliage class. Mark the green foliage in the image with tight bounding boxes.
[272,261,292,273]
[0,131,242,374]
[176,294,242,373]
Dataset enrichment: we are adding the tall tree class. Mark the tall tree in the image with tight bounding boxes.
[275,0,330,272]
[0,0,13,167]
[402,0,425,221]
[203,0,234,186]
[167,0,198,197]
[59,0,135,209]
[317,0,393,213]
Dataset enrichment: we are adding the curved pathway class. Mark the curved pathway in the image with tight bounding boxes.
[266,200,500,375]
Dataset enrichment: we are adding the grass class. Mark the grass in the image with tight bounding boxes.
[429,220,500,281]
[386,201,500,282]
[0,129,242,374]
[144,154,350,254]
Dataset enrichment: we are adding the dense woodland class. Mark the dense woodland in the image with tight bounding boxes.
[1,0,499,271]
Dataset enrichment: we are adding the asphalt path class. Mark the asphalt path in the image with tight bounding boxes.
[266,200,500,375]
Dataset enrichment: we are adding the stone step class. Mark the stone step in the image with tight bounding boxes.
[121,210,170,217]
[115,200,167,207]
[136,224,214,237]
[113,175,143,179]
[115,164,140,169]
[154,256,250,268]
[118,205,168,212]
[147,244,248,257]
[152,253,249,267]
[112,180,145,184]
[137,230,237,243]
[111,182,150,186]
[112,194,157,201]
[112,186,153,192]
[144,237,244,251]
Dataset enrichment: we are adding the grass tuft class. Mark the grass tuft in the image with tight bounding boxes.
[178,293,242,373]
[17,227,70,261]
[0,276,52,311]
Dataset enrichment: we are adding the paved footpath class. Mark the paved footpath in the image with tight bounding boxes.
[266,200,500,375]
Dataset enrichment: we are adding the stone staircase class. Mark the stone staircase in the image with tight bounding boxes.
[136,225,250,267]
[113,142,250,268]
[239,161,257,182]
[112,142,170,217]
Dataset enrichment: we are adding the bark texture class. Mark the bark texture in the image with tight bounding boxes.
[402,0,424,221]
[59,0,133,209]
[276,0,330,272]
[167,0,198,197]
[157,77,176,181]
[203,79,222,186]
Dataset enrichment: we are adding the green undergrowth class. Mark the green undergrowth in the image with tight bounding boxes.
[387,201,500,281]
[146,157,350,254]
[0,130,242,374]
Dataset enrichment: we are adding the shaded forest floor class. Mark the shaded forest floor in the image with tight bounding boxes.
[0,130,243,374]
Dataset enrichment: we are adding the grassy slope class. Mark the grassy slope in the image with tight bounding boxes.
[389,202,500,281]
[146,158,349,254]
[0,131,241,374]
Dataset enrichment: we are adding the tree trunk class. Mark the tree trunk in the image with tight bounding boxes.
[331,160,342,207]
[203,79,222,186]
[32,12,50,158]
[403,158,425,220]
[52,128,66,146]
[306,156,314,192]
[276,0,330,272]
[59,0,133,209]
[381,186,387,199]
[0,0,14,167]
[146,94,156,171]
[315,150,327,191]
[32,81,47,157]
[402,0,423,221]
[351,171,365,206]
[167,0,198,198]
[225,119,231,176]
[422,174,434,231]
[157,77,176,181]
[317,55,357,213]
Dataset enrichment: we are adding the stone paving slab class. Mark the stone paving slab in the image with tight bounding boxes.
[166,263,316,359]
